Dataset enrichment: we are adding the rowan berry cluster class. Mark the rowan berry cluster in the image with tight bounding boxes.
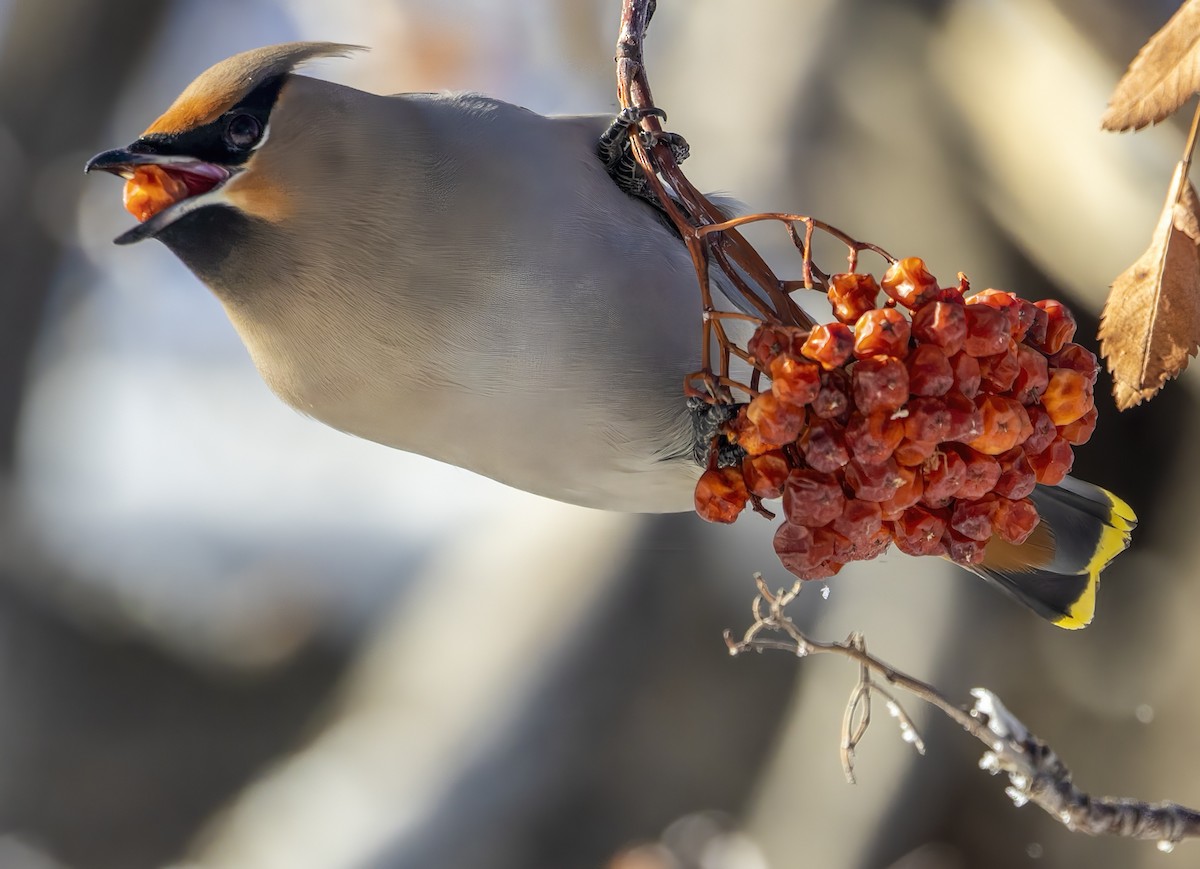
[693,257,1098,581]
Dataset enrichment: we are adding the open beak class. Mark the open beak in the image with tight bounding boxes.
[84,148,171,175]
[85,147,232,245]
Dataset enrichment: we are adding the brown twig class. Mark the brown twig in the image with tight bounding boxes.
[615,0,905,409]
[619,0,916,415]
[1177,98,1200,202]
[616,0,808,403]
[725,575,1200,849]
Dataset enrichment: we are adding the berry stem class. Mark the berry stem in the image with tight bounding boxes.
[616,0,908,398]
[1178,97,1200,203]
[685,372,759,401]
[1183,99,1200,177]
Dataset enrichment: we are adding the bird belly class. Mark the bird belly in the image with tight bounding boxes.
[299,379,702,513]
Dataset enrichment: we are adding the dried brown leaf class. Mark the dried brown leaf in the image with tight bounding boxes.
[1100,160,1200,408]
[1102,0,1200,131]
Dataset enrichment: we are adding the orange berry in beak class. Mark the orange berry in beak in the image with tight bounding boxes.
[123,165,190,223]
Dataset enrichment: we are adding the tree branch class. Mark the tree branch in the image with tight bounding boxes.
[726,576,1200,850]
[613,0,903,408]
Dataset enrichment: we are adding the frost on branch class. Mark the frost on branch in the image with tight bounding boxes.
[724,576,1200,848]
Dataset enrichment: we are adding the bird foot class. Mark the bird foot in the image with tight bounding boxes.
[688,397,745,468]
[597,107,689,209]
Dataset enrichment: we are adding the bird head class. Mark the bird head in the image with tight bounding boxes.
[85,42,365,247]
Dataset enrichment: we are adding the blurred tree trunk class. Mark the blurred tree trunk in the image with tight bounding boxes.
[0,0,168,471]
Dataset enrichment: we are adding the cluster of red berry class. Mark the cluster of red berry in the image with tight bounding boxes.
[694,257,1099,581]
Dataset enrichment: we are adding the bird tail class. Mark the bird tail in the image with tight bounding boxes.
[969,476,1137,630]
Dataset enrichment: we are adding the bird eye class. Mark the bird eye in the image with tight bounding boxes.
[224,114,262,150]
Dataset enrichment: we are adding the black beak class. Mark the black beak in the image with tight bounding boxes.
[83,147,162,177]
[85,145,234,246]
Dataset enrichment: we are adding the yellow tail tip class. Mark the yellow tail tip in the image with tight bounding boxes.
[1054,487,1136,630]
[1052,583,1095,629]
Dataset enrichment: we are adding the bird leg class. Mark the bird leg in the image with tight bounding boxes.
[687,396,745,468]
[597,106,690,209]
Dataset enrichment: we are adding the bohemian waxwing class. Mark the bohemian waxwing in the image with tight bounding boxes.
[86,43,1134,627]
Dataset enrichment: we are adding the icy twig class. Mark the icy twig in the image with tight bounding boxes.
[724,575,1200,849]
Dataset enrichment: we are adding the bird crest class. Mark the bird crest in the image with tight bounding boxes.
[144,42,365,136]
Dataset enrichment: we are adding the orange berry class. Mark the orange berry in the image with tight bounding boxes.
[950,494,999,541]
[943,390,984,443]
[921,448,967,506]
[783,469,846,527]
[994,497,1040,545]
[845,456,907,502]
[1020,301,1049,348]
[1050,343,1099,385]
[968,395,1031,455]
[948,351,982,398]
[1023,405,1057,455]
[1059,406,1098,446]
[774,522,836,580]
[978,343,1020,393]
[894,437,938,466]
[854,308,912,358]
[742,450,790,500]
[123,164,190,222]
[949,445,1002,499]
[853,526,894,561]
[993,447,1037,499]
[1027,437,1074,485]
[801,323,855,370]
[912,300,968,356]
[891,506,948,556]
[827,530,859,563]
[748,324,807,367]
[881,257,941,309]
[879,465,923,519]
[828,272,880,324]
[1034,299,1077,355]
[941,272,971,303]
[831,499,884,541]
[851,355,909,414]
[747,392,807,446]
[906,344,954,396]
[798,418,849,472]
[903,396,953,444]
[963,305,1011,357]
[1042,368,1092,426]
[945,529,987,565]
[846,409,904,465]
[769,354,822,407]
[1007,294,1040,342]
[1011,344,1049,405]
[726,406,772,456]
[694,467,748,523]
[812,369,852,420]
[967,290,1023,337]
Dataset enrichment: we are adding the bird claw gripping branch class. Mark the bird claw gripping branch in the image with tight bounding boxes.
[599,107,690,210]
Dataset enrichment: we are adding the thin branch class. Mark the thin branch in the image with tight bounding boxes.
[725,575,1200,850]
[614,0,908,423]
[1178,98,1200,191]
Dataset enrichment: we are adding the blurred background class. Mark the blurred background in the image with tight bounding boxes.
[0,0,1196,867]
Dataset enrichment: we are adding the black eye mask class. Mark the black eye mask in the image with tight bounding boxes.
[130,74,285,166]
